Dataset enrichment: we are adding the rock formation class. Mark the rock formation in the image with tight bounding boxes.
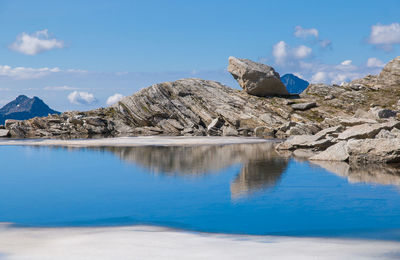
[3,55,400,165]
[227,56,289,96]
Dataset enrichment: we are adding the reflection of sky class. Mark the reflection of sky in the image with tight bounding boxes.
[1,145,400,240]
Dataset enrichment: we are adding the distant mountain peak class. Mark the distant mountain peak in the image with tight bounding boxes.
[0,95,60,125]
[280,74,309,94]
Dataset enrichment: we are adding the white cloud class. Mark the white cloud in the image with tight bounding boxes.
[106,93,124,106]
[293,45,312,59]
[68,91,96,105]
[368,23,400,51]
[294,26,319,38]
[366,57,385,68]
[9,29,64,55]
[44,85,80,91]
[272,41,288,65]
[311,72,327,83]
[272,41,312,66]
[0,65,61,79]
[340,60,352,66]
[319,39,332,48]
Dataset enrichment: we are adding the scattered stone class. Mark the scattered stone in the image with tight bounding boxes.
[324,94,335,100]
[310,141,349,161]
[291,102,317,111]
[227,56,289,96]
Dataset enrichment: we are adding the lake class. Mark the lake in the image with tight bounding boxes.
[1,142,400,240]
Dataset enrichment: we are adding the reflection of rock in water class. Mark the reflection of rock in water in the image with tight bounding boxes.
[102,143,288,197]
[104,143,280,175]
[310,161,400,186]
[230,159,288,198]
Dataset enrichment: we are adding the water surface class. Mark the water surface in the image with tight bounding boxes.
[1,143,400,240]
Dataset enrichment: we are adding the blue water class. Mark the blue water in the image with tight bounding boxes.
[1,144,400,240]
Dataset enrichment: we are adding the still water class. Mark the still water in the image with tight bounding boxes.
[1,143,400,240]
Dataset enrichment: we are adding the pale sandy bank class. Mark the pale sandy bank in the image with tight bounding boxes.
[0,224,399,260]
[0,136,269,147]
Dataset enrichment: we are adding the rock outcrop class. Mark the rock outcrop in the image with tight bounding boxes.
[227,56,289,96]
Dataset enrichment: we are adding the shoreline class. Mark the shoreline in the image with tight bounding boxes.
[0,224,399,260]
[0,136,271,147]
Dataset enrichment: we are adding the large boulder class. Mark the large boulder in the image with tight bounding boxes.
[227,56,289,96]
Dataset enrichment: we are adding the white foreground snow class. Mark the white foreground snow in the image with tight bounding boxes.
[0,224,399,260]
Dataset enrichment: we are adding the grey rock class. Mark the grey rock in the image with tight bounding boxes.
[347,138,400,163]
[276,135,332,151]
[227,56,289,96]
[0,129,10,137]
[254,126,275,138]
[338,121,400,140]
[222,126,239,136]
[377,56,400,87]
[339,117,377,127]
[291,102,317,111]
[310,141,349,161]
[376,129,396,139]
[369,107,397,119]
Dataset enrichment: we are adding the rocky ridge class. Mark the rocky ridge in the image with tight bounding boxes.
[3,56,400,165]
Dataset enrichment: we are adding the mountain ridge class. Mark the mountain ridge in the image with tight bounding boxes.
[0,95,60,125]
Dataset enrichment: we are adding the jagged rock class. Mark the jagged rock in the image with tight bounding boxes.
[377,56,400,87]
[0,129,10,137]
[347,139,400,164]
[291,102,317,111]
[254,126,275,138]
[310,141,349,161]
[207,117,225,136]
[0,125,4,129]
[227,56,289,96]
[337,121,400,140]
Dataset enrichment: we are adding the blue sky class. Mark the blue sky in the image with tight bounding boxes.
[0,0,399,111]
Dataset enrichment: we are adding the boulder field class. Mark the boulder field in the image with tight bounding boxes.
[2,56,400,164]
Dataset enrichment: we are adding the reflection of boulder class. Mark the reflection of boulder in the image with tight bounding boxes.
[310,161,400,186]
[230,159,288,198]
[104,142,280,175]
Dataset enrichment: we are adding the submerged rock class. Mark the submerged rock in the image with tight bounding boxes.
[227,56,289,96]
